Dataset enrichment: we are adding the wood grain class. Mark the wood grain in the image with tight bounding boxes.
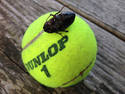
[0,46,51,94]
[0,0,125,94]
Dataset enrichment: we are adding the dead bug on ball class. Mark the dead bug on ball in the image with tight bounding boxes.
[43,7,75,34]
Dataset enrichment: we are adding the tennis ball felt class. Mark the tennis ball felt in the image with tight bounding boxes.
[21,12,97,88]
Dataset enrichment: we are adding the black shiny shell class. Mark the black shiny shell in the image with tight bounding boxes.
[43,12,75,33]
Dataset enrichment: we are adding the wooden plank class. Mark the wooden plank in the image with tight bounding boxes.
[59,0,125,34]
[84,21,125,94]
[0,0,125,94]
[0,31,25,71]
[0,39,51,94]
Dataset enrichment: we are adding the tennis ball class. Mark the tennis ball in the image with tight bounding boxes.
[21,12,97,88]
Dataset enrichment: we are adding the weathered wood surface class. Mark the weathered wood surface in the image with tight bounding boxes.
[62,0,125,34]
[0,35,51,94]
[0,0,125,94]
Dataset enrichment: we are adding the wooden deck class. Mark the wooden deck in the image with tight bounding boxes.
[0,0,125,94]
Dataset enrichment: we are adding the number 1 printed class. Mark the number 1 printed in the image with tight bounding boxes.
[41,65,51,77]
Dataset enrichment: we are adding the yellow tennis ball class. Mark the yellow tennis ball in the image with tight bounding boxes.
[21,12,97,88]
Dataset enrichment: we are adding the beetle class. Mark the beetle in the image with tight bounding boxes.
[43,7,75,34]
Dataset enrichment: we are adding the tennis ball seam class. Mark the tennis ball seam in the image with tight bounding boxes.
[60,57,95,87]
[23,31,44,50]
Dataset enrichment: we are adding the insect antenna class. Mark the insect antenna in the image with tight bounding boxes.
[55,6,65,15]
